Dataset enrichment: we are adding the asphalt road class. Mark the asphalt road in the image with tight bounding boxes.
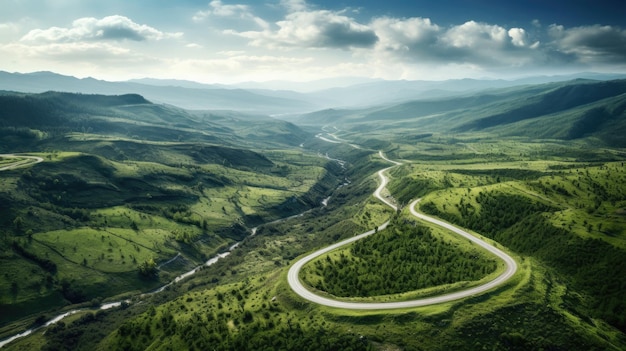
[0,154,44,171]
[287,152,517,310]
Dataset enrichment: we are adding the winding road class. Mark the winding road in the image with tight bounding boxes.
[287,150,517,310]
[0,154,44,171]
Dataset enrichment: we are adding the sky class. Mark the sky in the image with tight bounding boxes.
[1,0,625,84]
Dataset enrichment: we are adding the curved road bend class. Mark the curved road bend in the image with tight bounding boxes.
[287,152,517,310]
[0,154,44,171]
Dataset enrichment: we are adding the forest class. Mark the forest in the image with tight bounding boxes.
[2,78,626,350]
[420,186,626,332]
[302,220,497,297]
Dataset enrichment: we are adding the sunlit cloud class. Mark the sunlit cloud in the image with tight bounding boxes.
[229,9,378,49]
[20,15,182,43]
[193,0,269,29]
[1,0,624,82]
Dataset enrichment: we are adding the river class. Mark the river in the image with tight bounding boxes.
[0,150,347,349]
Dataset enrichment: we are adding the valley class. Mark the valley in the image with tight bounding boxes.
[0,76,625,350]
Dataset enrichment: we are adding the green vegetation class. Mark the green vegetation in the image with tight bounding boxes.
[301,219,498,297]
[420,176,626,332]
[296,79,626,147]
[2,79,626,350]
[0,91,342,326]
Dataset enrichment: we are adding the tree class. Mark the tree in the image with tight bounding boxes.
[138,258,158,279]
[13,216,24,233]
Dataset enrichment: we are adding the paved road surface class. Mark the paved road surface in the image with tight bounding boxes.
[0,154,44,171]
[287,152,517,310]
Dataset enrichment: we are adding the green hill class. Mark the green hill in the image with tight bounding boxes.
[2,81,626,351]
[0,91,341,325]
[296,79,626,146]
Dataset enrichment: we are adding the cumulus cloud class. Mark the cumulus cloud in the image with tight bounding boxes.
[549,24,626,63]
[230,10,378,49]
[193,0,268,29]
[20,15,181,43]
[443,21,509,48]
[200,1,626,76]
[508,28,528,47]
[5,15,176,72]
[372,17,440,52]
[366,19,542,69]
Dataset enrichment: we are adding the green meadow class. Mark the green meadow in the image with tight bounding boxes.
[2,80,626,350]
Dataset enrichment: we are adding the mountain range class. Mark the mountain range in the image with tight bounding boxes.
[2,70,625,115]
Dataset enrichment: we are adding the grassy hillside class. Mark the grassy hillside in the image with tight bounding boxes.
[296,79,626,147]
[0,91,342,326]
[416,159,626,331]
[0,91,310,150]
[9,137,624,351]
[2,82,626,351]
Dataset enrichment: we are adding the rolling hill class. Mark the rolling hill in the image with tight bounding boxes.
[1,75,626,351]
[0,91,342,325]
[296,79,626,146]
[0,71,318,114]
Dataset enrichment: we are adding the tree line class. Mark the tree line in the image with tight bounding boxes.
[307,220,497,297]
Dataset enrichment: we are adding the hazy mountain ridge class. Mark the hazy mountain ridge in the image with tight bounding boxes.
[0,71,318,114]
[4,71,626,115]
[456,79,626,131]
[1,74,626,351]
[0,90,312,152]
[296,78,626,146]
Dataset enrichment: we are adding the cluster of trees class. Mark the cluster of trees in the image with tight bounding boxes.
[111,303,372,351]
[504,215,626,332]
[309,221,497,297]
[451,302,608,351]
[420,192,553,238]
[421,190,626,332]
[11,240,57,274]
[138,258,158,279]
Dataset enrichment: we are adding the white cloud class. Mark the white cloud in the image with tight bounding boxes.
[167,54,316,82]
[2,41,154,64]
[193,0,249,20]
[193,0,269,29]
[508,28,528,47]
[549,24,626,64]
[4,1,625,83]
[230,10,377,49]
[371,17,440,52]
[366,19,543,69]
[442,21,508,48]
[20,15,181,43]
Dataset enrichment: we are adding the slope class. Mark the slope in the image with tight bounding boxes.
[0,91,342,326]
[295,79,626,147]
[0,71,317,114]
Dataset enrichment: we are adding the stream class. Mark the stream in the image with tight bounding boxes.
[0,151,348,349]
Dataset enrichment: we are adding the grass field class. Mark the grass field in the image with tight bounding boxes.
[0,137,339,326]
[2,86,626,350]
